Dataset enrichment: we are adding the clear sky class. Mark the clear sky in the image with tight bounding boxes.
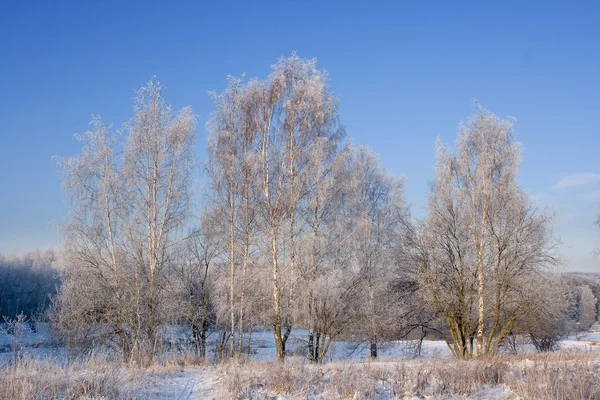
[1,0,599,272]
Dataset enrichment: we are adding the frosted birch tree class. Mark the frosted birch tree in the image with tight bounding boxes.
[122,79,195,362]
[417,106,558,358]
[259,55,343,361]
[207,77,245,357]
[54,116,137,359]
[206,54,343,361]
[345,146,410,358]
[298,143,352,363]
[56,80,195,363]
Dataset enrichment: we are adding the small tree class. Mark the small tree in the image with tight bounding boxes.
[1,313,28,364]
[343,146,411,359]
[519,274,569,352]
[171,211,220,360]
[577,285,597,330]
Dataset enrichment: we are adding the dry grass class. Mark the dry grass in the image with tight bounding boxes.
[153,351,211,370]
[2,350,598,399]
[507,353,600,400]
[0,353,216,400]
[0,356,140,399]
[216,351,600,399]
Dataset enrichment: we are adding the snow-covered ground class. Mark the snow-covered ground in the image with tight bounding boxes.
[243,329,453,362]
[561,331,600,350]
[134,367,219,399]
[0,323,69,365]
[3,324,600,366]
[2,325,600,399]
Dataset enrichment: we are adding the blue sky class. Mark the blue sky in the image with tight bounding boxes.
[1,0,599,272]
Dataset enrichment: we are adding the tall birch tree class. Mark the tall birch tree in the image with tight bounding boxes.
[207,54,342,361]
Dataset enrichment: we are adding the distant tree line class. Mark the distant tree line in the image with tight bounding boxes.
[46,54,598,364]
[0,250,60,320]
